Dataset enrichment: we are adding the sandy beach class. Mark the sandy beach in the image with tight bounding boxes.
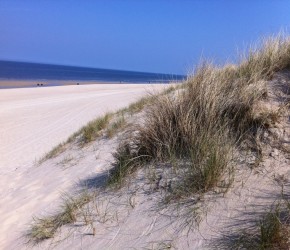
[0,82,165,170]
[0,82,168,248]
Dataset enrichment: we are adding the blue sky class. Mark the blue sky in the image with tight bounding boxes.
[0,1,290,74]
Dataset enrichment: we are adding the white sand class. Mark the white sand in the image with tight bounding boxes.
[0,84,163,170]
[0,83,165,249]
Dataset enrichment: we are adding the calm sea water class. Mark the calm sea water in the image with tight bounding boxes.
[0,60,185,83]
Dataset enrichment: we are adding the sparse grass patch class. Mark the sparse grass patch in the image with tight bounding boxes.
[27,217,57,244]
[81,113,112,143]
[258,210,288,249]
[26,192,92,245]
[66,130,82,144]
[126,96,154,114]
[38,113,113,163]
[57,154,74,166]
[38,142,66,164]
[234,204,290,250]
[107,115,127,138]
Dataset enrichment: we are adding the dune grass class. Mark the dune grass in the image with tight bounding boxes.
[37,114,112,163]
[234,201,290,250]
[81,113,112,143]
[258,210,288,249]
[109,34,290,198]
[38,142,66,164]
[26,192,92,245]
[107,115,127,138]
[126,96,153,114]
[107,142,147,186]
[238,35,290,83]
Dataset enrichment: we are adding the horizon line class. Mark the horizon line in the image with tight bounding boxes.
[0,59,186,77]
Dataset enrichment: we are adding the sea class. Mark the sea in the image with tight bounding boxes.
[0,60,185,86]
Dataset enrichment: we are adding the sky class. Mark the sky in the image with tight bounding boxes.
[0,1,290,74]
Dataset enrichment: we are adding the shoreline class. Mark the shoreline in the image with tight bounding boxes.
[0,79,174,89]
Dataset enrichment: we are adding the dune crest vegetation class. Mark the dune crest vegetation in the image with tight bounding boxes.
[110,35,290,195]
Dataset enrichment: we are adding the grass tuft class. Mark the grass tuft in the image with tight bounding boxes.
[107,115,127,138]
[236,204,290,250]
[108,142,148,186]
[126,96,154,114]
[258,210,287,249]
[38,143,66,164]
[81,113,112,143]
[26,192,92,245]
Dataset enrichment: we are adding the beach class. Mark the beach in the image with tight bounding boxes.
[0,82,167,248]
[0,82,165,170]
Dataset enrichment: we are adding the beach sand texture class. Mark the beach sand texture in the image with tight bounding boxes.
[0,83,166,248]
[0,83,163,170]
